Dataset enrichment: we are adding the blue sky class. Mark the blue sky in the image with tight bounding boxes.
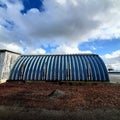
[0,0,120,70]
[79,38,120,55]
[21,0,44,14]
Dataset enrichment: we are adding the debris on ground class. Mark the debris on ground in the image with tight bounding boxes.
[48,89,65,99]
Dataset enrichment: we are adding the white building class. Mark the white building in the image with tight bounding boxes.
[0,50,20,83]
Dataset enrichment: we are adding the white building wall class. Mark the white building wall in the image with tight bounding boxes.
[0,50,20,83]
[0,52,5,80]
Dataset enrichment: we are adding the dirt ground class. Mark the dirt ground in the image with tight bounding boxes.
[0,82,120,120]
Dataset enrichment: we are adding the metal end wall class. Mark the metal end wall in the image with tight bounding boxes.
[9,54,109,81]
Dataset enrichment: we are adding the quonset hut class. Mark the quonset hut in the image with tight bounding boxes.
[9,54,109,81]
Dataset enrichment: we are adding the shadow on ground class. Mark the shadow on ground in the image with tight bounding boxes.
[0,106,120,120]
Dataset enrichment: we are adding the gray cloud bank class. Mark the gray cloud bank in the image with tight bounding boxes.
[0,0,120,70]
[0,0,120,51]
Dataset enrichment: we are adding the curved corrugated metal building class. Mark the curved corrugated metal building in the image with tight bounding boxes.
[9,54,109,81]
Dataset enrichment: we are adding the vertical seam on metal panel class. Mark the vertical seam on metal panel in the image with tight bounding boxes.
[34,56,42,80]
[15,57,27,80]
[75,56,80,80]
[9,57,21,80]
[78,56,84,80]
[62,56,64,80]
[46,56,52,80]
[58,56,61,81]
[27,57,36,80]
[98,56,108,80]
[72,56,76,80]
[50,56,54,80]
[39,56,46,80]
[30,56,39,80]
[87,56,96,81]
[68,55,72,80]
[44,56,49,81]
[91,56,101,80]
[23,57,33,80]
[95,56,105,80]
[11,57,24,80]
[54,56,57,80]
[85,56,93,80]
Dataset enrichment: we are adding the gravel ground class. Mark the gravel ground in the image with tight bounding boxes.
[0,82,120,120]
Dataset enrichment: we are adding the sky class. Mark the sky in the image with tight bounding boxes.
[0,0,120,71]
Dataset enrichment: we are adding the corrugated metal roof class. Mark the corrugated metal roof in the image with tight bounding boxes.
[9,54,109,81]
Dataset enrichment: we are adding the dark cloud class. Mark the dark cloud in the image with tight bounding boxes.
[1,19,15,30]
[0,0,120,56]
[0,1,7,9]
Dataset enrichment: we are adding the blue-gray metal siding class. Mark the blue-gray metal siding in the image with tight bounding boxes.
[9,54,109,81]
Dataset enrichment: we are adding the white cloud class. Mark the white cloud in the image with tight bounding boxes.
[30,48,46,55]
[0,42,46,55]
[102,50,120,71]
[0,0,120,54]
[51,44,92,54]
[104,50,120,59]
[0,42,24,53]
[56,0,66,5]
[56,0,78,6]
